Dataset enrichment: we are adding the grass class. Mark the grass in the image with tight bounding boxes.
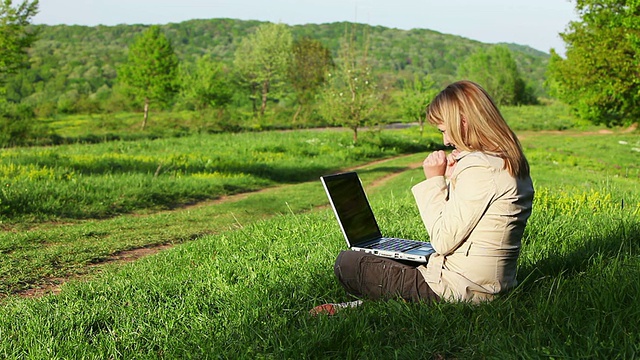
[0,128,437,224]
[0,152,425,295]
[0,123,639,358]
[38,103,588,144]
[501,101,595,132]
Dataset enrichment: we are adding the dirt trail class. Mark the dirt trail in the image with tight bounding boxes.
[13,155,424,299]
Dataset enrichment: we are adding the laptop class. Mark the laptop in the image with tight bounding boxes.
[320,171,434,263]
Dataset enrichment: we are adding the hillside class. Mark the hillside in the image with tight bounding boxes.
[9,19,549,111]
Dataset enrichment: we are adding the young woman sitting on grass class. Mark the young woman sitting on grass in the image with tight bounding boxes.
[311,80,535,315]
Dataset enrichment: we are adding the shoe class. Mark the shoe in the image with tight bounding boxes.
[309,300,363,316]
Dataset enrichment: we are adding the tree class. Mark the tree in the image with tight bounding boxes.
[0,0,39,147]
[547,0,640,127]
[233,22,292,117]
[288,37,333,123]
[319,25,380,143]
[177,55,233,112]
[457,45,534,106]
[397,75,439,136]
[0,0,39,97]
[118,25,179,130]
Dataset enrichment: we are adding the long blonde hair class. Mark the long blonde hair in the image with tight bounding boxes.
[426,80,530,178]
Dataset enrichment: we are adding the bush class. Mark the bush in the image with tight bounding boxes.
[0,102,46,147]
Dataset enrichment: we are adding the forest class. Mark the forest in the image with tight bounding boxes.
[2,19,548,130]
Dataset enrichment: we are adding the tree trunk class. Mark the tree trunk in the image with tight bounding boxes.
[141,97,149,131]
[352,126,358,144]
[259,79,270,117]
[250,82,258,115]
[292,104,302,125]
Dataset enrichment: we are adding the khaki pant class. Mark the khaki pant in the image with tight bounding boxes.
[333,250,440,303]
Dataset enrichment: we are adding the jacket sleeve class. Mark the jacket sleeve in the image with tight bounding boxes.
[412,161,496,255]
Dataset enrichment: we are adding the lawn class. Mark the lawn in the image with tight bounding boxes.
[0,123,639,358]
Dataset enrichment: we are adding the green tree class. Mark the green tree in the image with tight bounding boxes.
[177,55,232,112]
[0,0,39,97]
[233,23,292,117]
[457,45,534,106]
[397,75,439,136]
[288,37,333,123]
[321,28,381,144]
[320,25,380,143]
[118,25,179,130]
[547,0,640,127]
[0,0,39,147]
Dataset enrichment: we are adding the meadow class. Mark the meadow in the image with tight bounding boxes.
[0,105,639,358]
[0,129,433,225]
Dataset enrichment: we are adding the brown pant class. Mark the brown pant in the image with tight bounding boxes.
[333,250,440,303]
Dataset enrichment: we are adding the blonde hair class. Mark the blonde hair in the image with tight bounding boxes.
[426,80,530,178]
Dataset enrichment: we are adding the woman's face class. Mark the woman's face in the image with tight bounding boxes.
[437,116,467,149]
[437,123,455,148]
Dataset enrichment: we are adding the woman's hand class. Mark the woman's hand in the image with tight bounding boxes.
[422,150,448,179]
[445,149,460,179]
[423,150,460,179]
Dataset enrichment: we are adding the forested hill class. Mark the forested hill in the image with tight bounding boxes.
[16,18,549,108]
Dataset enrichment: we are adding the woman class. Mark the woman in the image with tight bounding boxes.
[311,80,534,315]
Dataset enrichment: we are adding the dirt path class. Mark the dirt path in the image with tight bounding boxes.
[14,155,424,299]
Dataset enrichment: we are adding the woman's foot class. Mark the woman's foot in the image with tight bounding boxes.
[309,300,363,316]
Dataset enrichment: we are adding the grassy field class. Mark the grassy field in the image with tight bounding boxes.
[0,106,639,358]
[38,101,592,144]
[0,129,436,225]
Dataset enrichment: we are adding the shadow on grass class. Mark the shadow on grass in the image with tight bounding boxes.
[516,216,640,290]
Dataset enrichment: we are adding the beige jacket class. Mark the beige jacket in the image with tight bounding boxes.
[412,151,534,302]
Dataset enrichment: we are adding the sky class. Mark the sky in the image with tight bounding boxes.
[33,0,578,56]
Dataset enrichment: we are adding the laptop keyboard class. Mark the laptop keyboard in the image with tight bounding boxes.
[371,238,422,252]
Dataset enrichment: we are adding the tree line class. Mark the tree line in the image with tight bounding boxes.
[4,0,636,147]
[0,8,543,146]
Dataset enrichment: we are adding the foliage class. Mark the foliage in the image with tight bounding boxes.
[117,25,179,129]
[288,37,334,123]
[320,25,381,143]
[0,100,43,147]
[233,22,292,117]
[396,74,439,135]
[1,20,548,118]
[176,55,233,112]
[458,45,537,105]
[0,0,39,146]
[547,0,640,126]
[0,0,38,93]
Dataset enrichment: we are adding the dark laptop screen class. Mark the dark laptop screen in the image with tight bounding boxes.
[321,172,381,245]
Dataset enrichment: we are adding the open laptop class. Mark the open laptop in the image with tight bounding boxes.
[320,171,434,263]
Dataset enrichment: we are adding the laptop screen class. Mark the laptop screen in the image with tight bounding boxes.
[321,172,382,245]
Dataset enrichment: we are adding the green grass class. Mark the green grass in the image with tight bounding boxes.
[0,128,437,224]
[42,111,235,141]
[0,127,639,358]
[501,101,595,132]
[0,153,426,295]
[40,103,587,143]
[522,131,640,200]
